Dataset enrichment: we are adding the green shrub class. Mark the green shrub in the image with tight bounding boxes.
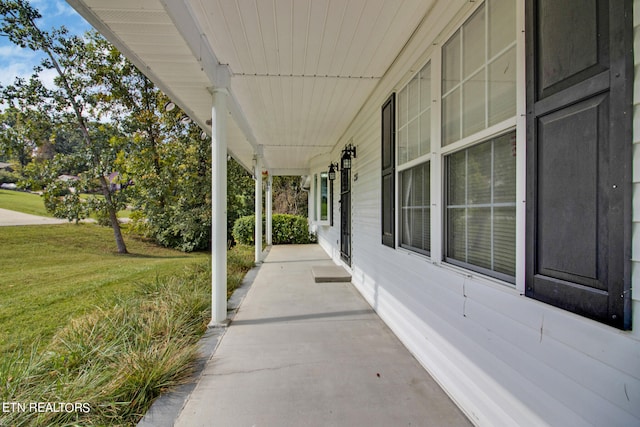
[0,169,20,184]
[232,214,314,245]
[232,215,257,245]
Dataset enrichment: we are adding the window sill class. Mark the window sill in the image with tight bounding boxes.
[439,261,517,292]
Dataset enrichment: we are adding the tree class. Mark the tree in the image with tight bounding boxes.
[0,0,128,253]
[272,176,308,216]
[0,106,52,168]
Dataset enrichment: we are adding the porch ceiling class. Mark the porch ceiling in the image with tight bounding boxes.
[67,0,435,174]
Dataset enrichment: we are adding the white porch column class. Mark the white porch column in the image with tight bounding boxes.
[266,174,273,246]
[254,151,263,263]
[211,88,228,325]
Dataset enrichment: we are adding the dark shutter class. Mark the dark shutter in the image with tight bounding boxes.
[525,0,632,329]
[381,93,396,248]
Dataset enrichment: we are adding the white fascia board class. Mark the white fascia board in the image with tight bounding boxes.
[66,1,193,116]
[67,0,209,135]
[227,95,262,155]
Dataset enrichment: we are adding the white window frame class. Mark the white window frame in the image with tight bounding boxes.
[314,172,330,226]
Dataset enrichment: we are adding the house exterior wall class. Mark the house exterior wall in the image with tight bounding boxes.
[311,1,640,425]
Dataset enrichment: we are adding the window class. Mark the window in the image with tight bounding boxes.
[313,173,318,221]
[319,172,328,221]
[380,0,518,283]
[315,172,328,223]
[398,62,431,254]
[440,0,517,282]
[445,131,516,281]
[442,0,516,146]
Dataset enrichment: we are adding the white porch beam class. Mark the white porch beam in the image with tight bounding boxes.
[211,88,228,325]
[268,168,310,177]
[266,175,273,246]
[254,150,263,263]
[159,0,230,89]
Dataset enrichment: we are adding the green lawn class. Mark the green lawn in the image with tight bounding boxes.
[0,223,210,355]
[0,189,51,216]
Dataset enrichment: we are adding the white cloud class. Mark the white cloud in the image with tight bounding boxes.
[0,62,34,87]
[0,45,37,60]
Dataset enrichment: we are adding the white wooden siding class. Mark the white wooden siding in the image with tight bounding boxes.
[312,1,640,426]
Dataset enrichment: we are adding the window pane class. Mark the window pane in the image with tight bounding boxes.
[408,76,420,121]
[398,86,408,128]
[398,126,408,165]
[447,150,466,206]
[320,172,328,221]
[401,162,430,253]
[420,64,431,112]
[488,0,516,58]
[493,132,516,203]
[441,1,516,148]
[399,61,431,164]
[442,88,461,146]
[467,207,491,270]
[467,140,491,204]
[462,69,486,137]
[493,206,516,276]
[410,209,423,248]
[488,46,517,126]
[447,207,466,260]
[408,119,420,161]
[445,131,516,280]
[442,30,461,93]
[313,174,318,221]
[420,110,431,156]
[419,62,431,157]
[463,5,486,79]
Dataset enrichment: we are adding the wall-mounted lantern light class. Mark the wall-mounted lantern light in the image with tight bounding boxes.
[328,162,339,181]
[341,143,356,170]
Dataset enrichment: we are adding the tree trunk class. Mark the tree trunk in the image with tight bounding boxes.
[99,175,128,254]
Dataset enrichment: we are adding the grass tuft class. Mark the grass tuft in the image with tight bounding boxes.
[0,264,210,426]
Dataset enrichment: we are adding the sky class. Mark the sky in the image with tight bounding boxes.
[0,0,92,89]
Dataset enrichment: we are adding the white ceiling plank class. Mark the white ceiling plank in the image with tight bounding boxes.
[290,0,310,76]
[303,0,330,76]
[273,0,293,76]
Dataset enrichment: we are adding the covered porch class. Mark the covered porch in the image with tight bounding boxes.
[140,244,472,426]
[66,0,436,324]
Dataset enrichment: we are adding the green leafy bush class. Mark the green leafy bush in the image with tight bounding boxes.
[232,214,315,245]
[232,215,257,245]
[0,169,20,184]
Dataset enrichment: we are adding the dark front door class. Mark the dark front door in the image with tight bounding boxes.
[340,165,351,265]
[525,0,632,329]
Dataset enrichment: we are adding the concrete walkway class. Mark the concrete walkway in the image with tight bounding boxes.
[161,245,471,427]
[0,207,69,226]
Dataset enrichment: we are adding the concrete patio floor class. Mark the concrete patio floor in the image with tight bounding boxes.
[146,244,472,427]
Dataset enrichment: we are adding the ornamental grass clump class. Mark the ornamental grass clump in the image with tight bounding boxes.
[0,263,211,426]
